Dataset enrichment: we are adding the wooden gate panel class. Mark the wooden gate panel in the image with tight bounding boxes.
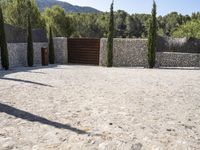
[68,38,100,65]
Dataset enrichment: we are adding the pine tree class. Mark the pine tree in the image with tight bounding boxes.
[27,14,34,67]
[106,0,114,67]
[148,1,157,68]
[48,26,55,64]
[0,6,9,70]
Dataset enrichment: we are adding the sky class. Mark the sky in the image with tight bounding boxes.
[59,0,200,16]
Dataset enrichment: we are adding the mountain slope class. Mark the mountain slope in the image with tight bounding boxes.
[36,0,100,13]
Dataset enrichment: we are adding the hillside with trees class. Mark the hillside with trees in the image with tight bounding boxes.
[0,0,200,39]
[35,0,100,13]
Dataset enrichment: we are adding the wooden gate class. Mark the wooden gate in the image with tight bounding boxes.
[68,38,100,65]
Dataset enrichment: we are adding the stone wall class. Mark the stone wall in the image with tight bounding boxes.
[100,38,148,67]
[156,52,200,67]
[0,43,48,69]
[0,38,68,69]
[53,37,68,64]
[1,37,199,69]
[100,38,200,67]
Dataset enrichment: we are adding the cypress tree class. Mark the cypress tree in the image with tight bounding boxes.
[147,1,157,68]
[106,0,114,67]
[48,26,55,64]
[27,15,34,67]
[0,6,9,70]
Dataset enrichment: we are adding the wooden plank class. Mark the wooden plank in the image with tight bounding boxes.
[68,48,100,52]
[68,38,100,65]
[69,59,99,64]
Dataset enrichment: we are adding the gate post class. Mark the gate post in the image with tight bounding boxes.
[41,47,48,66]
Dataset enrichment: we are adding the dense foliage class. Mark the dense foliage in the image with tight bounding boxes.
[0,0,200,39]
[148,1,157,68]
[42,5,73,37]
[48,26,55,64]
[2,0,44,29]
[69,13,109,38]
[27,15,34,67]
[173,20,200,39]
[106,1,114,67]
[0,6,9,70]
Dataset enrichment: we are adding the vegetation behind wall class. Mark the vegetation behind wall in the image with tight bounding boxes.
[156,36,200,53]
[1,0,200,39]
[27,15,34,67]
[4,24,47,43]
[0,6,9,70]
[48,26,55,64]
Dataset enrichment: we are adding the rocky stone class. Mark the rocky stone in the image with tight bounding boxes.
[131,143,143,150]
[53,37,68,64]
[0,65,200,149]
[100,38,148,67]
[156,52,200,67]
[100,38,200,68]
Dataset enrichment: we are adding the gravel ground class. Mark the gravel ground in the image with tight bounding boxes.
[0,65,200,150]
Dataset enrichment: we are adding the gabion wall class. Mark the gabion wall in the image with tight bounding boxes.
[0,38,68,69]
[100,38,149,67]
[100,38,200,67]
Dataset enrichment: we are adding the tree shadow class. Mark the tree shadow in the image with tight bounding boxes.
[0,65,60,87]
[26,71,46,74]
[0,103,88,135]
[0,65,58,77]
[0,77,53,87]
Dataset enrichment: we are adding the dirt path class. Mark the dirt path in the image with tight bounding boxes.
[0,65,200,150]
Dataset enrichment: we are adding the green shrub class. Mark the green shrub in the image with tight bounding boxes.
[27,15,34,67]
[0,6,9,70]
[48,26,55,64]
[172,20,200,39]
[106,1,114,67]
[147,1,157,68]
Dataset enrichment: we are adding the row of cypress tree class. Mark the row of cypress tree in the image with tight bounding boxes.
[106,1,157,68]
[106,0,114,67]
[148,1,157,68]
[27,15,55,67]
[0,5,55,70]
[1,1,156,70]
[0,6,9,70]
[27,15,34,67]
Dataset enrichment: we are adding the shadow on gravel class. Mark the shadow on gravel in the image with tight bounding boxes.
[0,103,88,135]
[0,65,58,77]
[0,77,53,87]
[0,65,59,87]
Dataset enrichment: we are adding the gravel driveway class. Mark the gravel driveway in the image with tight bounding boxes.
[0,65,200,150]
